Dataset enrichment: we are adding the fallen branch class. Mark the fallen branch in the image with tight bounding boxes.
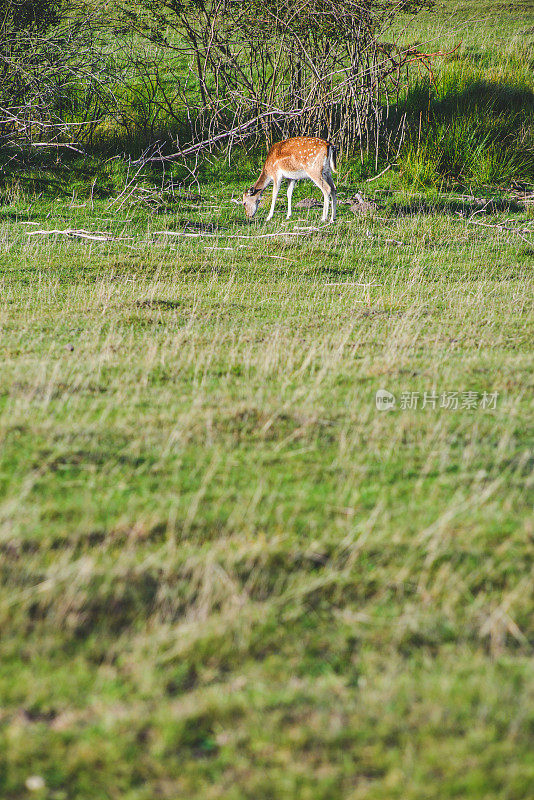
[132,108,313,165]
[24,142,85,155]
[365,164,393,182]
[26,229,132,242]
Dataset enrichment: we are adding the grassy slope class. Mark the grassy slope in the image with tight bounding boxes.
[392,1,534,186]
[1,3,534,800]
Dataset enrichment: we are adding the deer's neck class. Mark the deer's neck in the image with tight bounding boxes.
[253,170,272,195]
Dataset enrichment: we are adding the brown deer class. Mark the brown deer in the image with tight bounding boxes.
[242,137,337,222]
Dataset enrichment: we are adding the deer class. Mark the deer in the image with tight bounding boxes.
[242,137,337,223]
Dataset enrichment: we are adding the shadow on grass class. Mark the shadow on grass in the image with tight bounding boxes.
[311,265,359,279]
[389,197,525,217]
[0,208,48,222]
[135,299,186,310]
[397,77,534,185]
[175,220,220,232]
[404,78,534,121]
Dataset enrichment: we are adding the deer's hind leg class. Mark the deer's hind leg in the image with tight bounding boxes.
[324,171,337,221]
[308,171,332,222]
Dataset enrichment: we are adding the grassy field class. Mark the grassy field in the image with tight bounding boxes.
[1,2,534,799]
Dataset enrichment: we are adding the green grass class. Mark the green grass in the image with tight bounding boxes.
[0,185,533,799]
[1,2,534,798]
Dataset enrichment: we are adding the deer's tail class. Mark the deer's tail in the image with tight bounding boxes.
[328,144,337,173]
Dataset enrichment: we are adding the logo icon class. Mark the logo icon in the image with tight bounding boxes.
[375,389,396,411]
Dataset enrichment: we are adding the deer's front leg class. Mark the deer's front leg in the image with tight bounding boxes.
[286,180,296,219]
[266,176,282,221]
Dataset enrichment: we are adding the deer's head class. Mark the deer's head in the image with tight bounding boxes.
[242,187,261,219]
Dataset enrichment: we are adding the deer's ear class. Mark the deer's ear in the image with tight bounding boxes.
[247,187,257,196]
